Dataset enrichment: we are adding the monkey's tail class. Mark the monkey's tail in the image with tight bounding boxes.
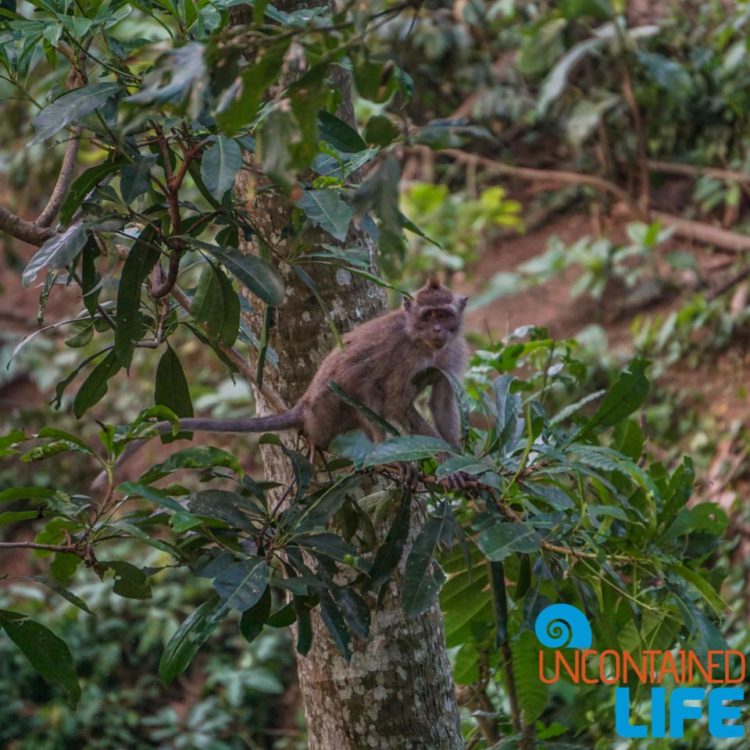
[91,405,304,490]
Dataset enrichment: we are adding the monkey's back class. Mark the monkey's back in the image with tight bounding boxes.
[298,309,431,447]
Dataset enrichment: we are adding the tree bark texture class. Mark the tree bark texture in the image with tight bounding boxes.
[232,35,462,748]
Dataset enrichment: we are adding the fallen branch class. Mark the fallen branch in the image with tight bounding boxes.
[648,159,750,186]
[433,147,645,219]
[652,211,750,253]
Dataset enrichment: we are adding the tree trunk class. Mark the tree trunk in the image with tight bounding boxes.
[232,25,462,750]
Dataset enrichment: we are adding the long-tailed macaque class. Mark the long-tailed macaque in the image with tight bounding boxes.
[113,278,468,470]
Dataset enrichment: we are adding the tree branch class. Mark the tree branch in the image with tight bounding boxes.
[0,541,77,553]
[36,129,82,227]
[0,205,55,245]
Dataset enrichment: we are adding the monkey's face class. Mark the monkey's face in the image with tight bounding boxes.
[413,306,461,350]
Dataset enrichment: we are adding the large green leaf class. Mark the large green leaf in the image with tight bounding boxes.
[158,597,227,684]
[361,435,456,467]
[368,488,411,593]
[296,189,353,242]
[105,561,152,599]
[212,558,269,612]
[239,587,272,645]
[0,610,80,705]
[215,42,289,134]
[22,223,89,286]
[73,350,121,418]
[476,522,541,562]
[60,159,126,224]
[402,504,450,617]
[187,240,285,305]
[114,226,160,367]
[511,630,548,723]
[154,346,194,441]
[192,264,240,346]
[200,136,242,200]
[318,111,367,152]
[576,358,650,438]
[319,591,352,660]
[31,82,121,143]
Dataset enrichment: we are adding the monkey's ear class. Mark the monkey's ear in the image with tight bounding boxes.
[403,296,413,311]
[427,275,441,290]
[457,295,468,311]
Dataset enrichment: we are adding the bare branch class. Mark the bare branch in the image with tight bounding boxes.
[0,205,55,246]
[36,129,82,227]
[0,541,77,553]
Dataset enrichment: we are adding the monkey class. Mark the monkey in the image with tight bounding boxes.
[107,277,468,478]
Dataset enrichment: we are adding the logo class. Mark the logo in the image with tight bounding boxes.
[534,604,746,739]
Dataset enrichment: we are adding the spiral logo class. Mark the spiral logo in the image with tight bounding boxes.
[534,603,592,649]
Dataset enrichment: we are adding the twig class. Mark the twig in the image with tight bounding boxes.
[708,267,750,300]
[0,541,77,553]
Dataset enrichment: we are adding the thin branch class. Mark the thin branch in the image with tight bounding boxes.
[0,541,77,553]
[170,285,290,413]
[36,129,82,227]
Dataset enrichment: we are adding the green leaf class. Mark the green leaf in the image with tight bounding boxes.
[114,225,160,367]
[192,264,240,346]
[159,596,227,684]
[669,564,725,617]
[60,159,126,224]
[368,488,411,593]
[216,42,289,134]
[154,346,194,441]
[33,577,93,614]
[118,482,185,513]
[239,586,272,644]
[0,486,56,503]
[73,350,121,418]
[105,561,152,599]
[187,239,285,305]
[31,82,120,144]
[327,380,399,440]
[296,189,353,242]
[362,435,456,467]
[188,489,254,529]
[476,522,541,562]
[319,590,352,660]
[0,610,80,705]
[363,114,398,147]
[511,630,548,723]
[120,158,154,203]
[402,504,450,617]
[143,447,242,482]
[332,586,370,639]
[352,154,402,255]
[212,558,269,612]
[200,136,242,200]
[318,111,367,152]
[22,222,89,286]
[577,358,650,438]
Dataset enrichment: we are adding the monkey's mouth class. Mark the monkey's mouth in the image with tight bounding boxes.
[427,338,447,350]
